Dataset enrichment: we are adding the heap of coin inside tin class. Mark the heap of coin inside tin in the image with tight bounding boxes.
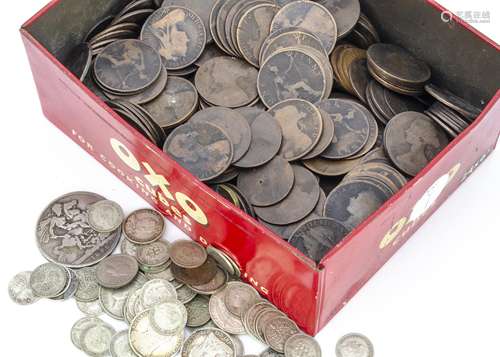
[8,192,323,357]
[66,0,484,264]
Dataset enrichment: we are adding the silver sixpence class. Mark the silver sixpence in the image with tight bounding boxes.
[110,330,136,357]
[223,281,260,318]
[181,328,236,357]
[121,238,139,257]
[209,287,246,335]
[336,333,374,357]
[77,300,103,316]
[137,240,170,267]
[74,266,99,302]
[140,279,178,309]
[87,199,124,233]
[8,271,39,305]
[185,295,211,327]
[285,333,322,357]
[177,284,197,303]
[149,299,188,334]
[100,273,148,320]
[29,263,68,298]
[80,323,116,357]
[71,317,106,351]
[96,254,139,289]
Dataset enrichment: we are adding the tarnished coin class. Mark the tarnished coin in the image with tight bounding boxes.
[140,279,178,308]
[190,107,252,162]
[96,254,139,289]
[289,218,349,263]
[169,240,208,268]
[258,48,327,108]
[94,39,162,93]
[255,165,320,225]
[336,333,374,357]
[425,83,482,119]
[110,330,136,357]
[303,156,363,176]
[209,288,246,334]
[189,266,228,295]
[80,322,116,357]
[234,111,283,168]
[36,192,121,268]
[186,295,211,327]
[317,99,370,159]
[195,56,259,107]
[51,267,78,300]
[29,263,68,298]
[172,256,218,285]
[263,317,300,353]
[65,42,92,80]
[130,310,184,357]
[182,328,236,357]
[137,240,170,267]
[121,238,140,257]
[271,1,338,54]
[384,112,449,177]
[71,317,107,350]
[141,6,206,70]
[302,108,336,160]
[206,246,236,276]
[318,0,360,39]
[77,300,103,316]
[324,179,392,231]
[223,281,260,318]
[285,333,322,357]
[8,271,39,305]
[149,299,187,334]
[236,3,280,67]
[269,99,324,161]
[195,43,226,67]
[164,122,234,181]
[87,199,124,233]
[100,273,148,320]
[142,76,199,130]
[177,284,197,303]
[349,58,370,103]
[124,208,165,245]
[243,301,274,339]
[237,156,294,207]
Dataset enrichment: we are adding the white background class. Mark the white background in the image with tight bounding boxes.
[0,0,498,356]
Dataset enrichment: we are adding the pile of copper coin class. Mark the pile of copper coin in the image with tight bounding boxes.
[64,0,483,264]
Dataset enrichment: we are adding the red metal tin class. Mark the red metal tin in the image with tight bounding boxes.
[21,0,499,335]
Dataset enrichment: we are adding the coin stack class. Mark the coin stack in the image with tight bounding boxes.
[9,192,324,357]
[62,0,483,264]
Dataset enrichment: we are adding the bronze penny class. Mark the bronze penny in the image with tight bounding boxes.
[84,15,114,42]
[425,83,482,120]
[189,266,228,295]
[171,256,217,285]
[317,99,370,159]
[195,56,259,107]
[236,3,280,67]
[111,8,155,26]
[268,99,324,161]
[233,111,282,168]
[123,208,165,245]
[169,240,208,269]
[318,0,361,39]
[190,107,252,162]
[255,165,320,225]
[384,111,449,177]
[142,76,199,130]
[208,167,240,185]
[163,122,234,181]
[94,39,162,93]
[215,0,241,56]
[348,58,370,103]
[303,156,363,176]
[141,6,206,70]
[237,156,295,207]
[271,0,338,54]
[349,102,379,159]
[302,108,336,160]
[194,43,225,67]
[64,43,92,81]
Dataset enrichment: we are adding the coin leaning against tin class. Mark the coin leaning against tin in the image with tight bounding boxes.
[8,271,39,305]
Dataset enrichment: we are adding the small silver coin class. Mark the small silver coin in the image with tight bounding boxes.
[223,281,260,318]
[29,263,68,298]
[149,299,188,334]
[185,295,211,327]
[80,322,116,357]
[71,317,106,351]
[137,240,171,267]
[177,284,197,304]
[110,330,136,357]
[74,266,99,302]
[181,328,236,357]
[8,271,39,305]
[209,287,245,335]
[121,238,140,257]
[96,254,139,289]
[140,278,178,309]
[123,208,166,245]
[284,333,322,357]
[87,200,124,233]
[77,300,104,316]
[52,268,79,300]
[100,273,148,320]
[336,333,374,357]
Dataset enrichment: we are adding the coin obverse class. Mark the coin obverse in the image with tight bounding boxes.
[209,287,246,335]
[182,328,236,357]
[169,240,208,268]
[185,295,211,327]
[149,299,187,334]
[124,208,165,245]
[29,263,68,298]
[336,333,374,357]
[96,254,139,289]
[137,240,170,267]
[223,281,260,318]
[71,317,107,351]
[81,323,116,357]
[141,6,206,70]
[8,271,39,305]
[87,199,124,233]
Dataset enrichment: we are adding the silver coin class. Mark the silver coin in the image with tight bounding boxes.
[74,266,99,302]
[209,287,245,335]
[29,263,68,298]
[110,330,136,357]
[8,271,39,305]
[121,238,140,257]
[231,334,245,357]
[96,254,139,289]
[185,295,211,327]
[223,281,260,318]
[177,284,197,303]
[52,267,78,300]
[87,199,124,233]
[100,273,148,320]
[263,317,300,353]
[149,299,188,334]
[145,265,176,281]
[260,348,285,357]
[137,240,170,267]
[181,328,236,357]
[71,317,106,350]
[285,333,322,357]
[81,322,116,357]
[77,300,103,316]
[125,288,143,324]
[336,333,374,357]
[140,279,178,309]
[130,309,184,357]
[36,192,121,268]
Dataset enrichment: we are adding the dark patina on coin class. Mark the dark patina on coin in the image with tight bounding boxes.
[384,112,449,177]
[123,209,165,245]
[195,56,259,107]
[289,218,349,263]
[36,192,121,268]
[169,240,208,269]
[255,165,320,225]
[302,108,336,160]
[141,6,206,70]
[65,42,92,81]
[425,84,482,119]
[164,121,234,181]
[171,256,217,285]
[318,0,360,39]
[268,99,324,161]
[271,0,338,54]
[237,156,295,207]
[234,110,283,168]
[317,99,370,159]
[190,107,252,162]
[94,39,162,93]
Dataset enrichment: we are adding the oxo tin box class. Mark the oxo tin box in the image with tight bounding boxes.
[21,0,500,335]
